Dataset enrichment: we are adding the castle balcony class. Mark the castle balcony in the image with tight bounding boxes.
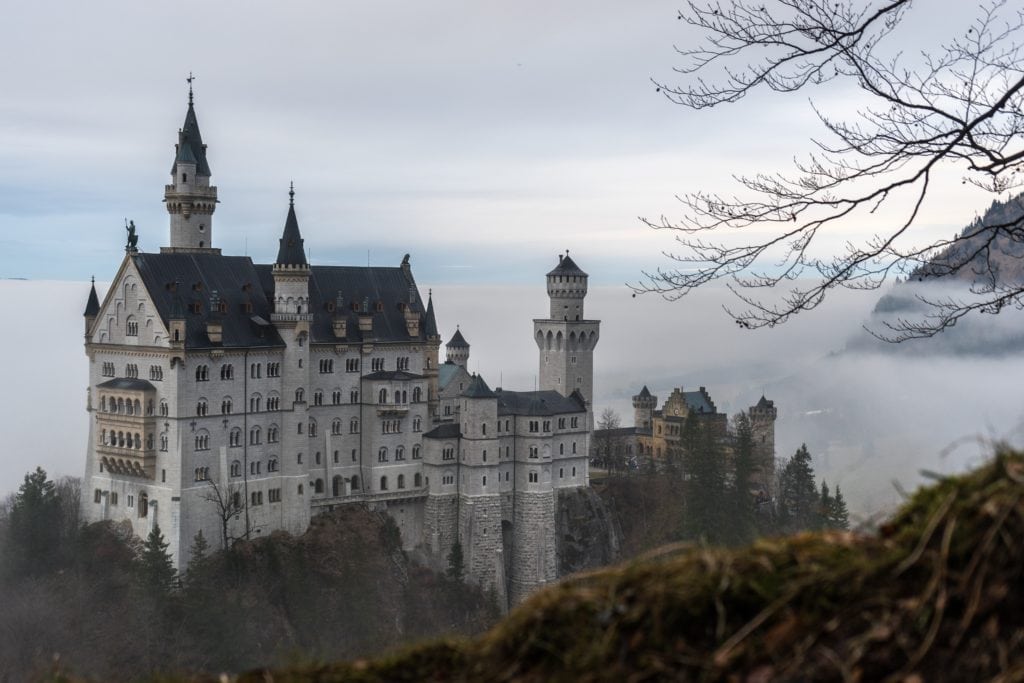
[311,488,427,508]
[97,445,157,479]
[376,405,410,417]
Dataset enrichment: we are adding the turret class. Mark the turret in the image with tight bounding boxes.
[83,277,100,338]
[534,251,599,409]
[271,183,311,318]
[446,327,470,367]
[163,82,218,253]
[632,385,657,431]
[546,251,587,320]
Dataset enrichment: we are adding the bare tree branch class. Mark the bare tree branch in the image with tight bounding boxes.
[639,0,1024,340]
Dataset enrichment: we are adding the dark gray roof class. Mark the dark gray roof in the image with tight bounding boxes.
[98,378,156,392]
[447,328,469,348]
[461,374,496,399]
[683,389,716,415]
[362,370,425,381]
[275,197,307,266]
[255,263,431,345]
[756,395,774,410]
[547,253,587,277]
[495,389,586,416]
[423,422,461,439]
[84,279,100,317]
[637,385,652,398]
[424,294,438,338]
[171,102,211,177]
[133,253,285,349]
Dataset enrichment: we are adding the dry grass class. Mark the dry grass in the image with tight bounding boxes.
[60,451,1024,682]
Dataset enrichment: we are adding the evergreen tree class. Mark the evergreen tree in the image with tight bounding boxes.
[139,524,177,594]
[818,481,832,531]
[777,445,819,533]
[4,468,61,579]
[681,419,727,544]
[446,541,465,584]
[829,486,851,531]
[728,413,756,546]
[185,529,211,582]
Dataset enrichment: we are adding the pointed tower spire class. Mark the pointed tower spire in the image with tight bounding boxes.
[423,290,439,339]
[83,276,100,318]
[164,77,218,253]
[276,183,307,266]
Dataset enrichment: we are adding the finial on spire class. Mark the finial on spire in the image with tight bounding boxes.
[289,181,295,206]
[91,275,95,285]
[187,72,195,105]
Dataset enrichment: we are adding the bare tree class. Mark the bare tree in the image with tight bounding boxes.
[638,0,1024,339]
[200,479,249,551]
[594,409,630,474]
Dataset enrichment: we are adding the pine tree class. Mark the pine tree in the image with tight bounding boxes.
[139,524,177,594]
[681,418,727,544]
[186,529,211,580]
[4,467,61,579]
[778,445,819,533]
[446,540,465,584]
[818,481,832,531]
[728,412,756,546]
[829,486,851,531]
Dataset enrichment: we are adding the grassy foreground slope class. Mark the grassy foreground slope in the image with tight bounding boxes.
[83,453,1024,681]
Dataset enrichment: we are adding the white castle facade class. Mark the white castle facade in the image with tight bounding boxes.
[80,91,599,607]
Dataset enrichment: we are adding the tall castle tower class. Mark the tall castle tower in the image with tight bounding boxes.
[632,385,657,431]
[271,185,312,534]
[748,396,778,497]
[163,83,218,253]
[534,252,600,411]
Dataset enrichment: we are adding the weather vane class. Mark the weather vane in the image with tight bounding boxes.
[289,181,295,206]
[187,72,195,104]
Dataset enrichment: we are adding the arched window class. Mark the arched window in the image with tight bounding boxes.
[397,474,405,489]
[268,425,279,443]
[222,398,233,414]
[332,475,342,497]
[138,492,148,518]
[125,400,134,416]
[100,396,107,412]
[126,316,138,337]
[230,460,241,477]
[380,476,388,491]
[314,478,324,494]
[412,387,422,403]
[412,445,421,459]
[351,475,360,490]
[196,399,208,416]
[313,390,323,406]
[332,418,342,435]
[414,472,422,487]
[378,447,388,463]
[350,418,359,434]
[268,458,279,472]
[159,400,168,417]
[308,420,317,437]
[395,446,405,461]
[378,388,388,404]
[249,426,261,445]
[117,397,125,414]
[315,451,321,465]
[196,364,209,381]
[295,388,305,403]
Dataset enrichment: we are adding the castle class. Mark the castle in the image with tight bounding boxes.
[80,89,598,607]
[593,386,777,497]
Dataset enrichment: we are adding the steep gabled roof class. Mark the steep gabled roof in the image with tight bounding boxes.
[637,385,652,398]
[133,252,284,349]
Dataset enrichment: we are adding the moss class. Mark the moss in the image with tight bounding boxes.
[64,452,1024,682]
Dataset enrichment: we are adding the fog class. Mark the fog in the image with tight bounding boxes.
[5,277,1024,522]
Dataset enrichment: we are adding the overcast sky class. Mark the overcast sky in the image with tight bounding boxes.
[0,0,1000,287]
